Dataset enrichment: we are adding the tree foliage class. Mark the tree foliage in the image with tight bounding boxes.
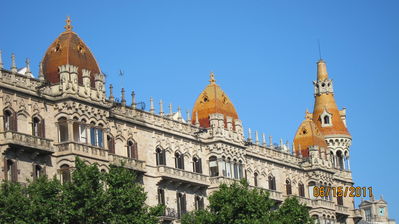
[0,158,163,224]
[182,179,314,224]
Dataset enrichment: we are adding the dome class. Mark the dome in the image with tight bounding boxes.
[41,17,100,88]
[192,73,238,128]
[293,110,328,157]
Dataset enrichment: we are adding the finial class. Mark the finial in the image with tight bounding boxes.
[262,133,266,146]
[0,50,3,69]
[131,91,136,108]
[195,111,199,126]
[64,16,73,31]
[209,71,216,84]
[305,109,312,120]
[159,100,164,116]
[109,84,114,102]
[255,131,259,145]
[150,97,154,114]
[280,139,283,148]
[318,39,322,60]
[25,58,32,77]
[269,136,273,147]
[247,128,252,141]
[186,110,191,123]
[11,53,17,74]
[39,62,44,81]
[177,106,182,120]
[169,103,173,114]
[317,58,329,80]
[121,88,126,106]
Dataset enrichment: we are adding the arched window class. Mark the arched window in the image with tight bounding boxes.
[308,181,316,199]
[233,159,238,179]
[176,192,186,218]
[238,160,243,179]
[195,195,204,210]
[336,151,344,170]
[158,188,165,205]
[254,173,258,187]
[32,116,45,138]
[127,140,138,159]
[337,194,344,206]
[107,135,115,154]
[193,157,202,174]
[286,179,292,195]
[156,148,166,165]
[60,164,71,184]
[268,176,276,190]
[73,119,87,143]
[58,117,68,142]
[33,164,43,180]
[175,152,184,170]
[5,159,17,182]
[209,156,218,177]
[3,109,17,132]
[323,115,330,125]
[298,182,305,197]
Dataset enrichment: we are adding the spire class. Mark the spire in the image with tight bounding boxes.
[109,84,114,102]
[317,59,329,81]
[25,58,32,77]
[269,136,273,147]
[209,71,216,84]
[247,128,252,141]
[159,100,164,116]
[11,53,17,74]
[177,106,182,120]
[0,50,3,69]
[255,131,259,145]
[64,16,73,32]
[150,97,154,114]
[169,103,173,114]
[131,91,136,108]
[186,110,191,123]
[262,133,266,146]
[195,111,199,126]
[121,88,126,106]
[39,62,44,81]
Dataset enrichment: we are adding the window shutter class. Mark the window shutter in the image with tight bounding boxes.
[198,158,202,173]
[182,194,187,214]
[41,119,46,138]
[162,150,166,165]
[11,160,17,182]
[133,142,138,159]
[181,156,185,170]
[13,113,18,131]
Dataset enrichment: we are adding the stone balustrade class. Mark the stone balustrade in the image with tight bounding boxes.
[56,141,107,160]
[0,131,54,153]
[109,153,146,172]
[157,165,209,186]
[336,204,350,214]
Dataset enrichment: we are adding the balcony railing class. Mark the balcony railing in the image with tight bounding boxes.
[310,199,335,210]
[109,154,146,172]
[157,166,209,186]
[161,207,178,220]
[56,141,107,160]
[209,176,239,186]
[0,131,54,153]
[336,204,350,214]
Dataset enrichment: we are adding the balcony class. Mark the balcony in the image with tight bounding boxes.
[56,141,107,161]
[157,165,210,187]
[0,131,54,154]
[109,154,146,172]
[160,207,178,221]
[209,176,239,186]
[336,205,350,215]
[310,199,335,210]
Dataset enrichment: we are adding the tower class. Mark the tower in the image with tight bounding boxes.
[312,59,352,170]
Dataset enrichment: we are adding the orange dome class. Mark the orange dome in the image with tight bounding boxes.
[192,73,238,128]
[41,17,100,88]
[293,110,328,157]
[312,60,350,137]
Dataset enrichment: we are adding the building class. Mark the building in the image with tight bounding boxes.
[358,196,396,224]
[0,17,395,224]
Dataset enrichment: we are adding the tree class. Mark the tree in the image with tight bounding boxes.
[182,179,314,224]
[0,157,163,224]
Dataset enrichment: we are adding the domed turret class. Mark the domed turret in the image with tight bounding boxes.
[293,110,328,157]
[192,72,238,128]
[41,17,100,88]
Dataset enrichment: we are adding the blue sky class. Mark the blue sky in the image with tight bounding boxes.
[1,0,398,219]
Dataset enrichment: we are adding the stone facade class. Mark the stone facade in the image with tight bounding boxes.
[0,21,395,224]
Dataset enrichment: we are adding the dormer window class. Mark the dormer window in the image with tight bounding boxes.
[323,115,330,125]
[320,109,332,127]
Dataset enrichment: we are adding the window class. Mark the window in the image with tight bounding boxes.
[233,160,238,179]
[4,109,17,132]
[127,140,138,159]
[193,157,202,174]
[226,158,232,178]
[175,152,184,170]
[323,115,330,125]
[107,135,115,154]
[32,117,45,137]
[286,179,292,195]
[58,117,68,142]
[89,123,104,147]
[238,161,243,179]
[60,164,71,184]
[268,176,276,190]
[156,148,166,165]
[5,159,17,182]
[298,182,305,197]
[365,208,371,221]
[176,192,186,218]
[254,173,258,187]
[158,188,165,205]
[308,182,316,199]
[90,123,97,145]
[379,207,385,216]
[337,151,344,170]
[33,164,43,180]
[337,195,343,206]
[195,195,204,210]
[209,156,218,177]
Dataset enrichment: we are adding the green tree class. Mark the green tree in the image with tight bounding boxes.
[182,179,314,224]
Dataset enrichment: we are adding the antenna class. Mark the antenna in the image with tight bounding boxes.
[318,39,322,60]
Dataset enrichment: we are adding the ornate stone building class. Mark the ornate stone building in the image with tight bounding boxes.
[0,18,395,224]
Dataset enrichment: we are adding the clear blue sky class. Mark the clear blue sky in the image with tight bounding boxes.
[1,0,398,219]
